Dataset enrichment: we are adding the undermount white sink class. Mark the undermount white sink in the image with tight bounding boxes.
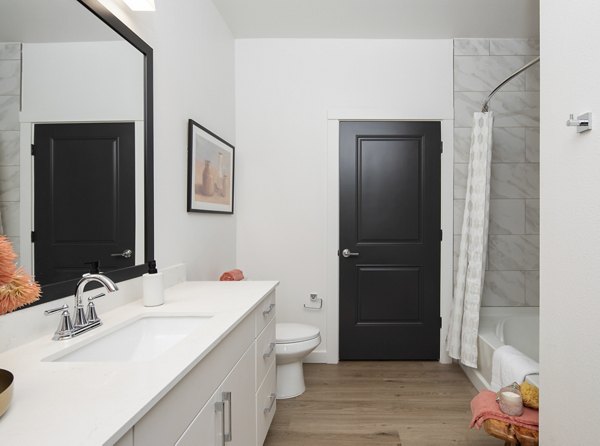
[47,315,212,362]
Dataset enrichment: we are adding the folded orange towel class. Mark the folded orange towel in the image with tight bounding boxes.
[219,269,244,281]
[470,390,539,430]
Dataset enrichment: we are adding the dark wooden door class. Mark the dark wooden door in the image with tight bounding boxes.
[339,121,441,360]
[34,123,136,285]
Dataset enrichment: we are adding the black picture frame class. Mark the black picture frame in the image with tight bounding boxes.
[187,120,235,214]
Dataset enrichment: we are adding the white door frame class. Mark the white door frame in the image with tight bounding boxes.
[324,109,454,364]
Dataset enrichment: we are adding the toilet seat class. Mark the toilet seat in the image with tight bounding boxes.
[276,323,320,343]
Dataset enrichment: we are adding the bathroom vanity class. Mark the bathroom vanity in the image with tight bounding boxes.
[0,281,278,445]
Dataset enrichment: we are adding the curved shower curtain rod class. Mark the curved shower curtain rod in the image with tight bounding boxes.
[481,56,540,112]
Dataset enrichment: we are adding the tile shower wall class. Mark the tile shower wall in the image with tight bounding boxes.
[0,43,20,261]
[454,38,540,307]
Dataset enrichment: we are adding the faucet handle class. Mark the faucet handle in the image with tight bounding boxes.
[44,304,69,315]
[88,293,105,302]
[86,293,105,323]
[44,305,74,340]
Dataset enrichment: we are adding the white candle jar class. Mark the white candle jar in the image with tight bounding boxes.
[497,383,524,416]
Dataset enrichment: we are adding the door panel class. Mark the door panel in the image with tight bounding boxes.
[358,138,421,242]
[34,123,135,285]
[357,266,421,323]
[339,121,441,360]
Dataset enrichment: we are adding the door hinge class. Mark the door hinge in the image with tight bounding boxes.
[440,141,444,154]
[31,144,35,156]
[440,229,443,241]
[31,231,36,243]
[440,316,443,329]
[337,249,340,257]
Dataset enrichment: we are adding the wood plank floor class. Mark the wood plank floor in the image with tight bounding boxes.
[264,362,501,446]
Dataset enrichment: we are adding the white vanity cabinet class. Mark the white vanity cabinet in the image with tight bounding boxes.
[129,290,277,446]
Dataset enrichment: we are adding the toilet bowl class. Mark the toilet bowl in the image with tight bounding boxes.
[275,323,321,399]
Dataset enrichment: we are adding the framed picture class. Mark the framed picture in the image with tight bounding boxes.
[187,120,234,214]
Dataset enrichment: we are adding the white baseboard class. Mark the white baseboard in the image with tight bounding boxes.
[306,350,456,366]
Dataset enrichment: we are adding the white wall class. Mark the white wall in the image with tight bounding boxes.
[540,1,600,444]
[21,41,143,123]
[98,0,237,280]
[235,39,453,362]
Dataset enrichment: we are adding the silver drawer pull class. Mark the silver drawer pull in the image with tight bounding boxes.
[215,401,225,446]
[222,391,232,442]
[263,342,276,359]
[264,393,276,414]
[262,303,275,316]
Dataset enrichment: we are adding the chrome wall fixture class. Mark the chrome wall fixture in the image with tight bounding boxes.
[304,293,323,310]
[481,56,541,113]
[566,112,592,133]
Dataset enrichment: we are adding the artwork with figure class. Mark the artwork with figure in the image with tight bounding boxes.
[187,120,234,213]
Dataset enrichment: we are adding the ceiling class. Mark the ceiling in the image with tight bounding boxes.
[213,0,539,39]
[0,0,120,43]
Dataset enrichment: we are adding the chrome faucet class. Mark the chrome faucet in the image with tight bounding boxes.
[44,272,119,340]
[73,273,118,327]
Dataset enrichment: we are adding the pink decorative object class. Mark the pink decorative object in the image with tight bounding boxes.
[0,236,41,315]
[219,269,245,281]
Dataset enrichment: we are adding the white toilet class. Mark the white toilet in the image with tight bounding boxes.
[275,323,321,399]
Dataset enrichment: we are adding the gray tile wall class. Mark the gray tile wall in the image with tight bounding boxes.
[454,39,539,307]
[0,43,21,260]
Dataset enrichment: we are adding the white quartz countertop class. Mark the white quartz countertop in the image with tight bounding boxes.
[0,280,278,445]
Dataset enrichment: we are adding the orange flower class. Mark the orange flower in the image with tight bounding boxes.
[0,236,17,285]
[0,236,41,314]
[0,269,41,315]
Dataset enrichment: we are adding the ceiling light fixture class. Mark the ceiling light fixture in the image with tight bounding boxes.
[122,0,155,11]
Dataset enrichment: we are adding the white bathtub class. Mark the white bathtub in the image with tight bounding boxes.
[461,307,540,391]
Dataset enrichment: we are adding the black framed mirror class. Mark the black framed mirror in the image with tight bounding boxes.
[0,0,154,306]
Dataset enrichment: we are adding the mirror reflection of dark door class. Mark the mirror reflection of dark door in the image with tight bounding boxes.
[33,123,136,285]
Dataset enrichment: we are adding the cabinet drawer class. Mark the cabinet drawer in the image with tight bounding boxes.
[255,291,276,337]
[256,362,277,446]
[255,318,276,391]
[134,315,254,446]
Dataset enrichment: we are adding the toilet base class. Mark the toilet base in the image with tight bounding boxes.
[276,361,305,399]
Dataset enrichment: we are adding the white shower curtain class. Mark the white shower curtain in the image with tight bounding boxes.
[447,111,493,368]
